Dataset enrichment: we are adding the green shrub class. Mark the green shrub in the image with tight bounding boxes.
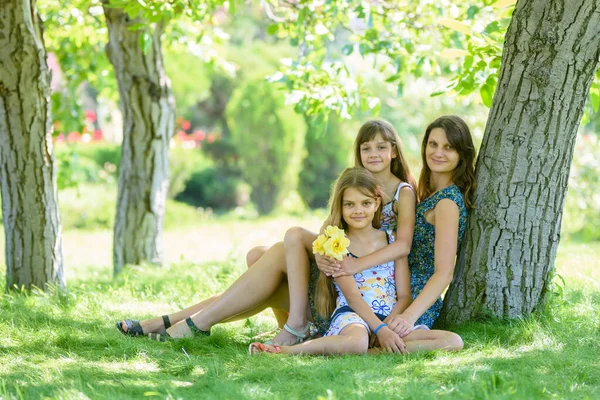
[226,80,306,214]
[298,114,351,209]
[563,132,600,241]
[176,167,250,210]
[54,143,210,199]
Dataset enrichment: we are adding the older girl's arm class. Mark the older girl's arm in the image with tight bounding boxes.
[332,188,416,277]
[399,198,459,325]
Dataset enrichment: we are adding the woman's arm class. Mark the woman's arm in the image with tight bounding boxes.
[331,188,416,277]
[399,198,460,325]
[382,257,413,337]
[335,276,407,353]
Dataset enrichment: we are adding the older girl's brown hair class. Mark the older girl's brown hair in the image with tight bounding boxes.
[314,167,384,318]
[417,115,477,209]
[353,119,417,194]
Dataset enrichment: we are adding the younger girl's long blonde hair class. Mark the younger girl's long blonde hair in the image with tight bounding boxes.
[314,167,384,318]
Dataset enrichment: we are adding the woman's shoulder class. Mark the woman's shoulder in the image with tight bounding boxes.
[421,185,466,212]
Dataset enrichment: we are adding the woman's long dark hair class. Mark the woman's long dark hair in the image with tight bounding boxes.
[417,115,477,209]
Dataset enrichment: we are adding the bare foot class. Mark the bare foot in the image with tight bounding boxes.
[270,323,309,346]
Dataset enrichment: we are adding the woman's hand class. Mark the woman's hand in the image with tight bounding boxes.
[331,256,361,278]
[315,253,340,276]
[376,326,408,354]
[384,314,414,338]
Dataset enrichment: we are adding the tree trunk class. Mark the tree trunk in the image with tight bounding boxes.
[103,6,175,274]
[439,0,600,324]
[0,0,64,291]
[440,0,600,324]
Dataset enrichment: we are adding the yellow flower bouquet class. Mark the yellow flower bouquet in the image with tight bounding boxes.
[312,225,350,260]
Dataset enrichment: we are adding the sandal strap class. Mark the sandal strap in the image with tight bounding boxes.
[116,319,144,336]
[283,323,310,339]
[185,317,210,337]
[162,315,171,330]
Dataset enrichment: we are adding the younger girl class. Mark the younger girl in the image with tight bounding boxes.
[249,168,462,355]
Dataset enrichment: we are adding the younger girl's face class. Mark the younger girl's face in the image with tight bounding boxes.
[425,128,460,174]
[359,134,396,174]
[342,187,380,230]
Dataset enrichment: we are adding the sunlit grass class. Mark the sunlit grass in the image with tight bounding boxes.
[0,219,599,399]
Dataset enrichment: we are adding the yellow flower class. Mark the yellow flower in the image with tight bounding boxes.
[325,225,345,238]
[323,235,350,261]
[312,234,328,255]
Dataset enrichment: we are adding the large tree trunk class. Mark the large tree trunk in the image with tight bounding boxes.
[0,0,64,291]
[103,5,175,274]
[439,0,600,324]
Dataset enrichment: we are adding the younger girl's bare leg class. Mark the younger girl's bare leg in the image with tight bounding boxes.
[167,242,293,338]
[276,324,369,356]
[368,329,463,354]
[270,227,316,345]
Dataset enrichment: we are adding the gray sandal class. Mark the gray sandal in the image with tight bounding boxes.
[116,315,171,337]
[266,323,310,345]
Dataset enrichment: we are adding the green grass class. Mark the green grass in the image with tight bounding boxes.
[1,234,599,399]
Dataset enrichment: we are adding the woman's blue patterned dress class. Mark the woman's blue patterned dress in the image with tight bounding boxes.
[408,185,468,328]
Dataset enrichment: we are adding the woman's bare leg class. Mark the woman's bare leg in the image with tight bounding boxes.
[167,242,294,338]
[120,244,285,335]
[276,324,369,355]
[246,246,288,328]
[270,227,316,345]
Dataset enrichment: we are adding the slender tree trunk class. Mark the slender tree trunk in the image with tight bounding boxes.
[103,5,175,274]
[439,0,600,324]
[0,0,64,291]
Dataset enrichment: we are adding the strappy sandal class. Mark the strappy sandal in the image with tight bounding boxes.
[249,342,282,355]
[115,315,171,337]
[147,317,210,342]
[266,323,310,345]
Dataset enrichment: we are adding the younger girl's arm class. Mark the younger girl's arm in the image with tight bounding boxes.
[398,198,460,325]
[331,187,416,277]
[335,276,407,354]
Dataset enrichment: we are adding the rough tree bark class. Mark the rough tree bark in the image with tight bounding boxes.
[0,0,64,291]
[103,5,175,274]
[439,0,600,324]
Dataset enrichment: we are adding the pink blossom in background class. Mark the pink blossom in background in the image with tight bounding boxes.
[67,132,82,142]
[207,133,216,143]
[176,131,188,140]
[193,130,206,142]
[55,134,65,144]
[85,110,97,123]
[92,130,103,141]
[181,120,191,131]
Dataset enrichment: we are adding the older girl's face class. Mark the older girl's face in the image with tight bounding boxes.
[425,128,460,174]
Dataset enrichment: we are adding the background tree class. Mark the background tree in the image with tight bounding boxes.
[102,2,175,272]
[0,0,64,291]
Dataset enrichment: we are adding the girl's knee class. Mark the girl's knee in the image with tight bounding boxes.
[246,246,267,268]
[444,331,464,351]
[284,226,306,244]
[340,329,369,354]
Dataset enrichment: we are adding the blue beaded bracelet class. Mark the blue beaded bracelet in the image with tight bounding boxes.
[373,323,387,335]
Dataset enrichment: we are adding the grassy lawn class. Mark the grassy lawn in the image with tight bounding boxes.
[0,218,599,399]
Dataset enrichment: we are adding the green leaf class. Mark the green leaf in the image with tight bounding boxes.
[267,24,279,36]
[139,31,152,54]
[467,6,480,19]
[590,89,600,112]
[128,23,146,31]
[480,83,493,108]
[341,44,354,56]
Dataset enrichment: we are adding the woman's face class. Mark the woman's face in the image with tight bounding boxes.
[425,128,460,175]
